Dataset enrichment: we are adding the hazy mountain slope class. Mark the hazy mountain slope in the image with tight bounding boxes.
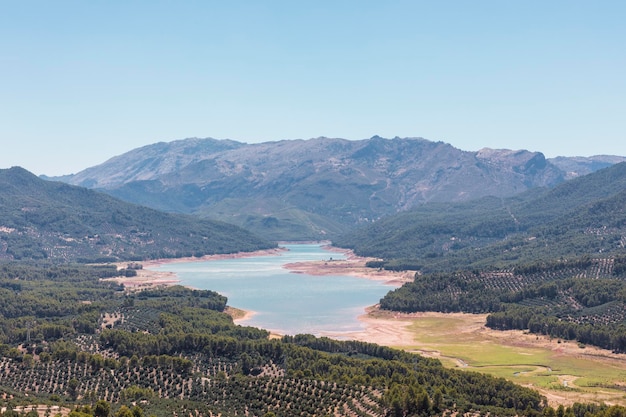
[0,167,275,262]
[548,155,626,179]
[334,162,626,271]
[514,160,626,225]
[56,136,570,240]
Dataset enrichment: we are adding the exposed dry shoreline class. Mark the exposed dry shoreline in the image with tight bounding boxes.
[283,246,415,286]
[329,306,626,362]
[106,247,287,290]
[107,245,414,292]
[225,306,257,323]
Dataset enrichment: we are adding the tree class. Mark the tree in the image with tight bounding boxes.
[130,406,144,417]
[433,388,444,412]
[22,353,34,368]
[68,411,91,417]
[115,406,134,417]
[94,401,111,417]
[68,378,79,399]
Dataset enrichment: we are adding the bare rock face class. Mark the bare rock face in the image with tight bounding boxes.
[53,136,622,240]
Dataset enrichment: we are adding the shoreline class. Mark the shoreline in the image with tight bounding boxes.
[320,305,416,345]
[105,247,287,290]
[106,244,416,335]
[225,306,257,323]
[107,244,414,292]
[140,246,287,268]
[344,306,626,363]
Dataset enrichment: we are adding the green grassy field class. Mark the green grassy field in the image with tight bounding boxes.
[394,314,626,406]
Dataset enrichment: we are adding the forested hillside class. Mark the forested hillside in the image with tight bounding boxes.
[0,167,275,262]
[335,162,626,272]
[336,163,626,356]
[0,261,560,417]
[380,254,626,354]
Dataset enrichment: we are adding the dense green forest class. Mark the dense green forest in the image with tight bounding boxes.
[0,261,584,417]
[334,162,626,272]
[0,167,276,262]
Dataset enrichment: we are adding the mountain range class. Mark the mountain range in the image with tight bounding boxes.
[52,136,626,240]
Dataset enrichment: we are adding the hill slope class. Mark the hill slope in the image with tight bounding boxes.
[55,136,577,240]
[0,167,275,262]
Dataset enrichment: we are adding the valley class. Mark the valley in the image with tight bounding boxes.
[5,1,625,415]
[1,143,626,417]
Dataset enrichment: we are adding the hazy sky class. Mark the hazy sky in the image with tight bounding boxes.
[1,1,624,176]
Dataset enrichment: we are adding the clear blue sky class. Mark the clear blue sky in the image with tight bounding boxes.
[1,1,624,176]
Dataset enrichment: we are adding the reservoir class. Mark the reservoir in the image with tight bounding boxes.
[151,243,394,336]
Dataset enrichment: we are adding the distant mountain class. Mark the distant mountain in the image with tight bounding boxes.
[548,155,626,179]
[334,162,626,272]
[53,136,620,241]
[0,167,275,262]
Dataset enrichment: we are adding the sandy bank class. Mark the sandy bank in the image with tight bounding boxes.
[283,247,415,286]
[226,306,257,323]
[140,247,286,268]
[320,305,417,345]
[103,268,181,291]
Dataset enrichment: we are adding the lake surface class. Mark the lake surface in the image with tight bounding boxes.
[151,244,393,336]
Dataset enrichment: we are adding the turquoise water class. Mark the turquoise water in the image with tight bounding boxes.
[151,244,393,336]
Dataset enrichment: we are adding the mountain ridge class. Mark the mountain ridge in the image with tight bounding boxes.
[51,136,626,240]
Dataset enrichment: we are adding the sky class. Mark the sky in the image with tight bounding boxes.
[1,1,625,176]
